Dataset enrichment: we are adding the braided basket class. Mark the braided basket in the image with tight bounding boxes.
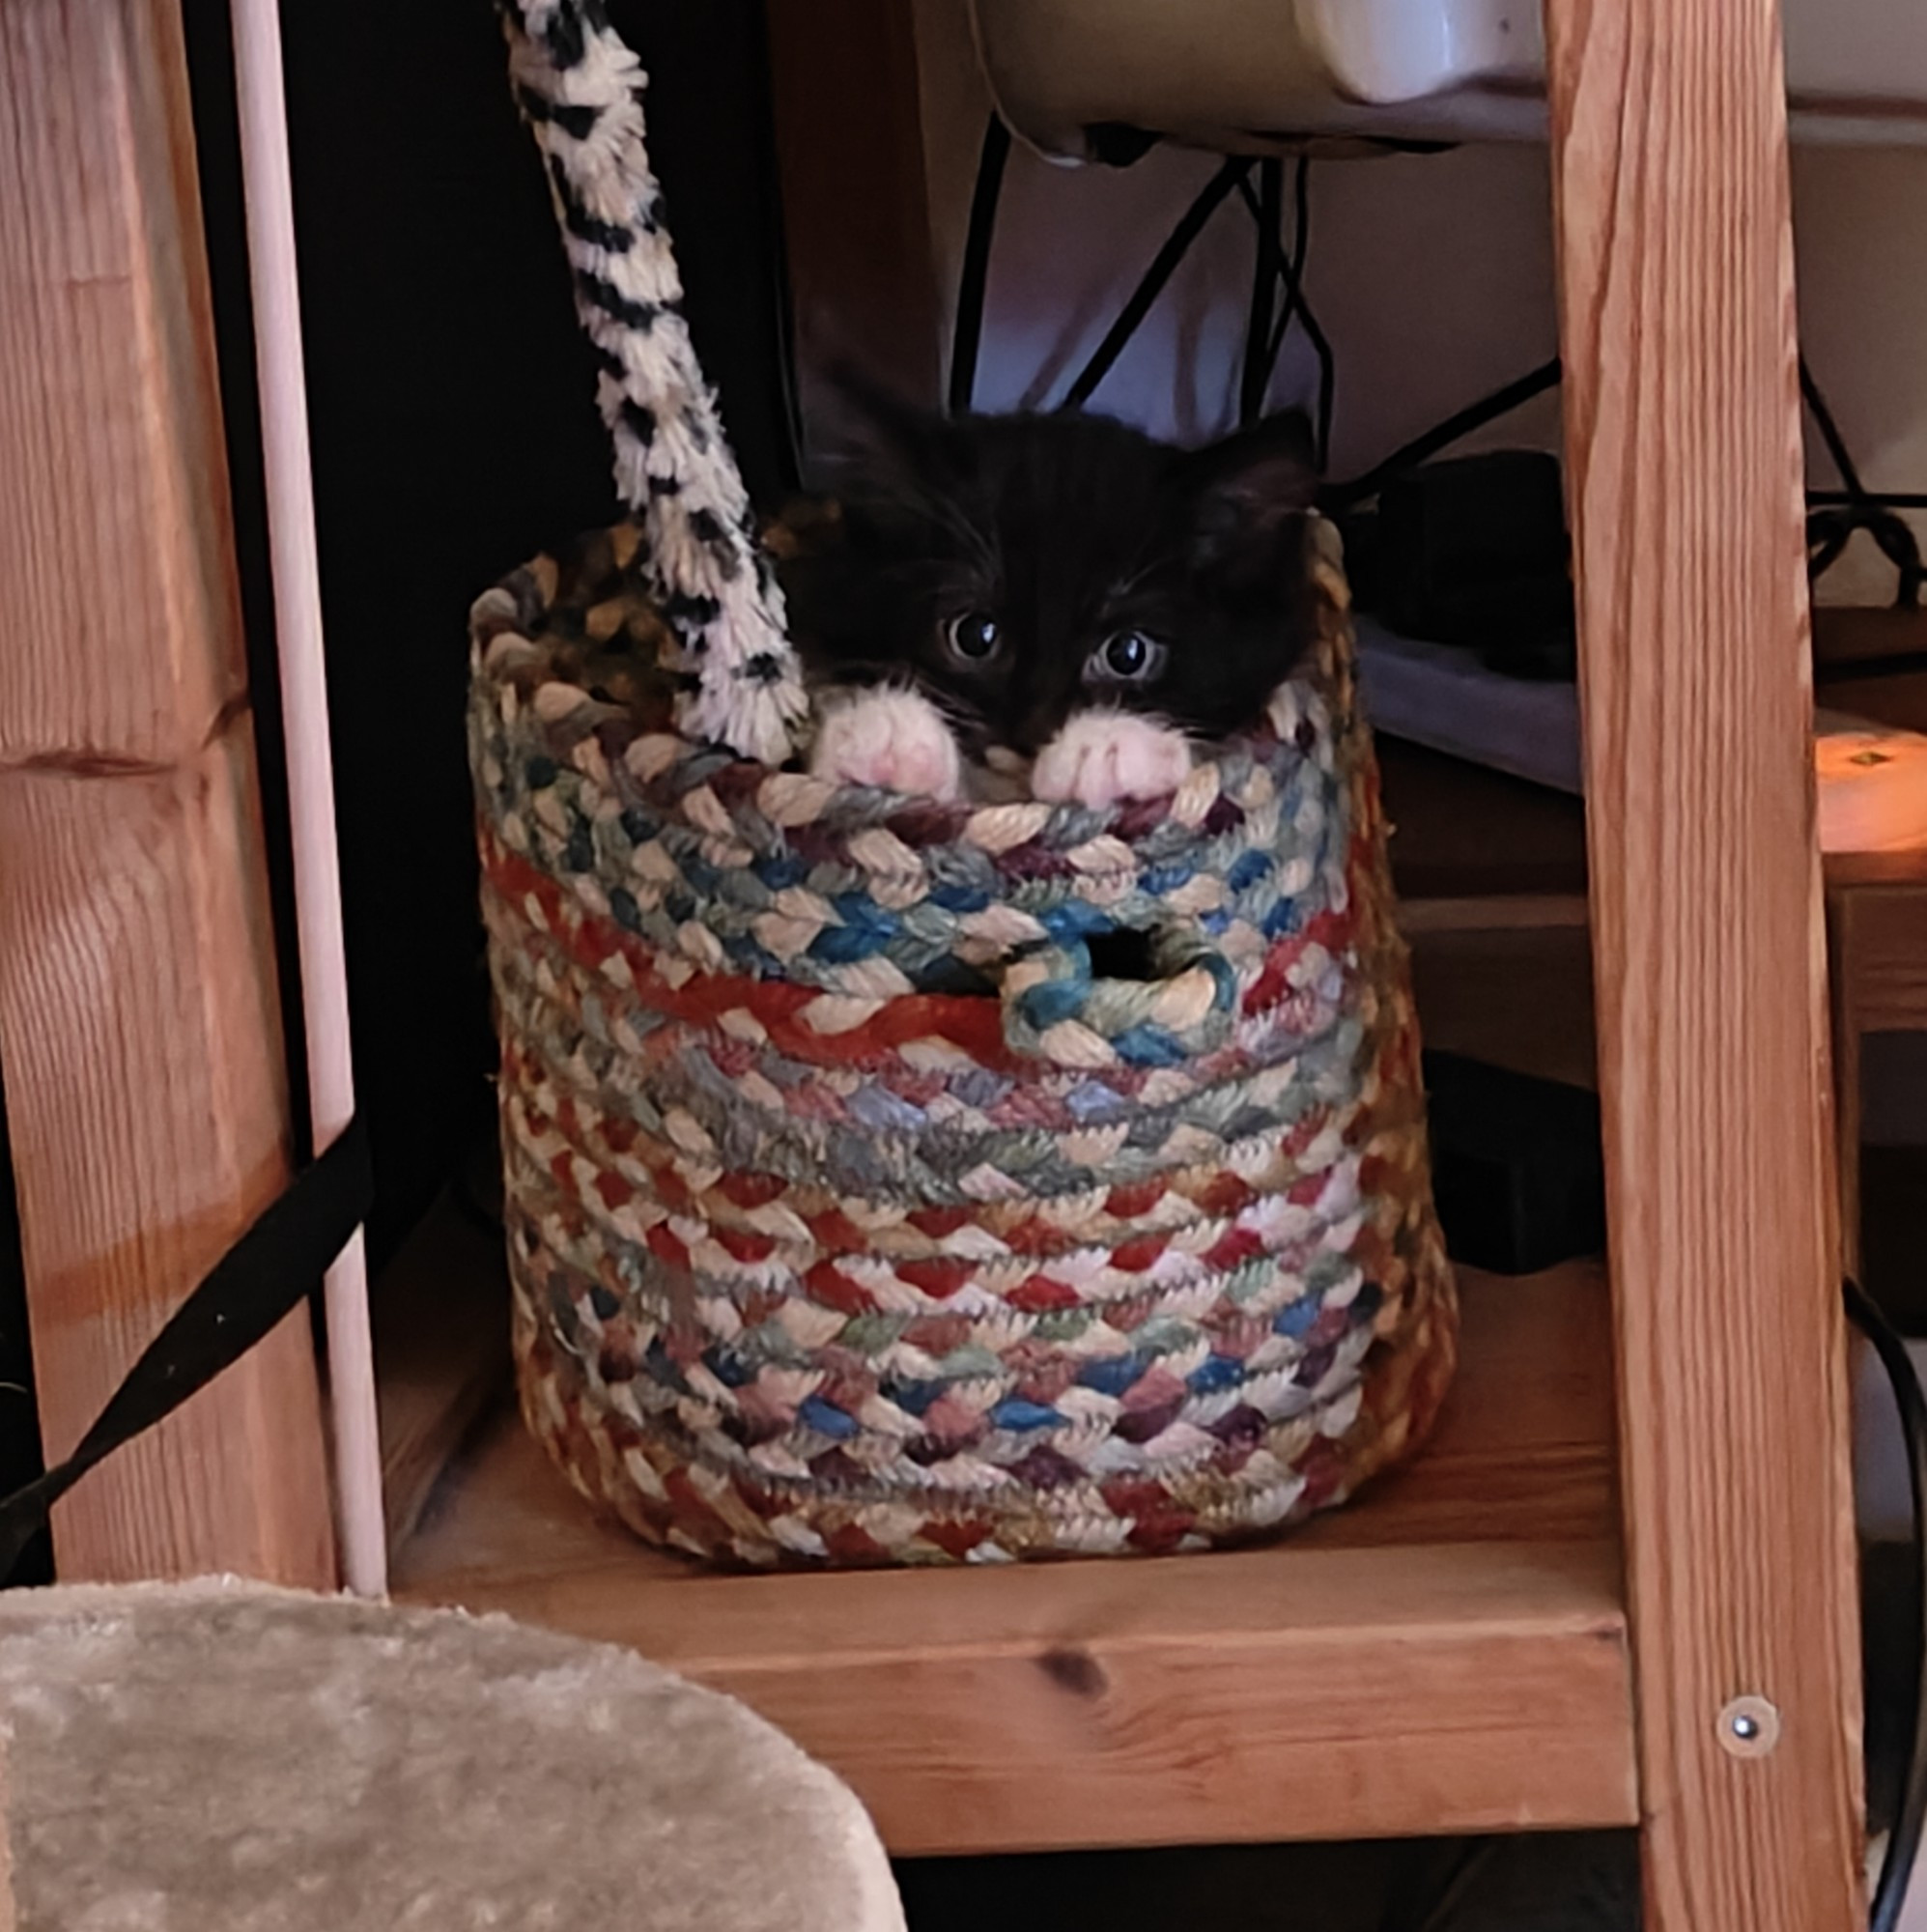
[469,514,1456,1566]
[475,0,1455,1567]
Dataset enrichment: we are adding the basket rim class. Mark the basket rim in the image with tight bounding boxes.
[467,520,1358,861]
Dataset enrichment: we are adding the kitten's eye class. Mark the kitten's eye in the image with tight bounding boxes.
[945,612,1002,663]
[1090,631,1168,684]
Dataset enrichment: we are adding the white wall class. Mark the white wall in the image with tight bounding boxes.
[1795,144,1927,604]
[910,0,1927,606]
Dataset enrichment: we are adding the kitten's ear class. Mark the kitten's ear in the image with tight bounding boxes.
[1179,409,1318,582]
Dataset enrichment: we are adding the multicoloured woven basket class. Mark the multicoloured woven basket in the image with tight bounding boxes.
[474,0,1457,1568]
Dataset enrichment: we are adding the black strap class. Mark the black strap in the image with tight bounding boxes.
[0,1119,373,1583]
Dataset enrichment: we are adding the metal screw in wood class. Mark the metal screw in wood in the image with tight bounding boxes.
[1716,1694,1782,1759]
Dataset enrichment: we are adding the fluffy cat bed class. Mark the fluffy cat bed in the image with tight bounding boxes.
[474,1,1456,1567]
[0,1577,903,1931]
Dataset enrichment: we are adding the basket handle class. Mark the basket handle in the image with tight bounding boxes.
[999,922,1239,1068]
[500,0,808,766]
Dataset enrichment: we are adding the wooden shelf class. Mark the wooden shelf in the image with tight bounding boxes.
[1377,736,1590,904]
[392,1264,1633,1855]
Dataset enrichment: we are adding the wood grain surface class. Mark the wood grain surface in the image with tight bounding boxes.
[0,0,334,1584]
[1544,0,1865,1924]
[396,1266,1636,1853]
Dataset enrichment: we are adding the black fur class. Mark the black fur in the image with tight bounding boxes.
[780,392,1318,762]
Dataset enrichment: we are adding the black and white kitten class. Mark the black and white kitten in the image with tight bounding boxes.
[779,395,1319,807]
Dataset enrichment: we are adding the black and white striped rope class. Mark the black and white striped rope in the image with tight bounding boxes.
[500,0,807,764]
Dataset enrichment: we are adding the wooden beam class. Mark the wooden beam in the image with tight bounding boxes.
[0,0,336,1585]
[764,0,942,417]
[1542,2,1865,1926]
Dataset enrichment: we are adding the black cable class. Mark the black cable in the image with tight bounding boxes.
[1323,356,1563,511]
[1234,158,1336,467]
[951,132,1924,611]
[1289,154,1311,320]
[1801,357,1923,608]
[1804,356,1870,500]
[1262,155,1314,368]
[1847,1276,1927,1932]
[1057,156,1251,412]
[1318,346,1925,617]
[1239,157,1283,428]
[1808,505,1925,609]
[1270,157,1334,466]
[0,1121,373,1583]
[1814,492,1927,512]
[949,114,1011,417]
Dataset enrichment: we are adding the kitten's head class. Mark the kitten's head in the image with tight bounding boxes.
[779,388,1319,762]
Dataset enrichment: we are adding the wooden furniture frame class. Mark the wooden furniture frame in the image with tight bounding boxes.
[0,1,1866,1926]
[0,0,335,1588]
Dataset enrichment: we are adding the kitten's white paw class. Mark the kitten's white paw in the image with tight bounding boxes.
[1032,711,1193,807]
[809,687,965,800]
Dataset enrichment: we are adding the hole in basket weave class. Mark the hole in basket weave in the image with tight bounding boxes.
[1086,928,1161,983]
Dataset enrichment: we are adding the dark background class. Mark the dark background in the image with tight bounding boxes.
[183,0,799,1261]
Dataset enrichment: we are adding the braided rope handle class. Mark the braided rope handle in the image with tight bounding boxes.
[1001,924,1238,1068]
[500,0,808,765]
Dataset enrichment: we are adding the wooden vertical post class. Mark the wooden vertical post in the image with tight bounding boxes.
[0,0,337,1585]
[1543,1,1864,1927]
[765,1,943,414]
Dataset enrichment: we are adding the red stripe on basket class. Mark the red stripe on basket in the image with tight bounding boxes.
[484,838,1023,1070]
